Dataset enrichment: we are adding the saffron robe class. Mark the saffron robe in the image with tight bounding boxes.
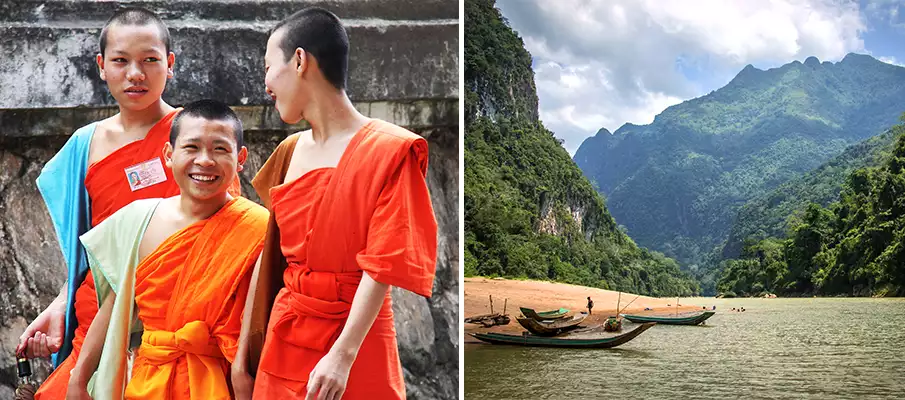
[249,120,438,398]
[34,109,243,398]
[82,197,267,400]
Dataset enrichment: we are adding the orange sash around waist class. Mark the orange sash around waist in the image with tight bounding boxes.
[129,321,227,399]
[271,267,362,353]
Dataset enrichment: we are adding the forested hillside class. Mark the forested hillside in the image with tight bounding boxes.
[464,0,698,296]
[718,119,905,297]
[574,55,905,279]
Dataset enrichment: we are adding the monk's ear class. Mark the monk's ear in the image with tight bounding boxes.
[236,146,248,172]
[96,54,106,81]
[166,52,175,79]
[163,141,174,168]
[295,48,307,78]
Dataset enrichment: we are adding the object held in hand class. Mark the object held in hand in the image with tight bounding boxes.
[15,356,37,400]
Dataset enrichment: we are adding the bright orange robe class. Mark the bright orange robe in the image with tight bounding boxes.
[123,197,267,399]
[251,120,437,399]
[34,109,243,399]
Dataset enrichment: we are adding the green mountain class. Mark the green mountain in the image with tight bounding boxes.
[574,54,905,279]
[464,0,698,296]
[718,120,905,297]
[724,127,901,259]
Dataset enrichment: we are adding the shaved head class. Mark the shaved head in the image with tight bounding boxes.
[270,7,349,90]
[171,99,244,150]
[100,7,171,57]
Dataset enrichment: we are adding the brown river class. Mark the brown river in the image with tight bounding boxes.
[465,297,905,399]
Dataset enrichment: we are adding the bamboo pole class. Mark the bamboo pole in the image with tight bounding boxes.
[618,294,640,315]
[503,298,508,315]
[489,295,494,314]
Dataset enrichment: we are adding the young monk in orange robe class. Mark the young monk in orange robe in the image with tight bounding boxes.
[24,8,180,399]
[34,110,182,400]
[67,100,266,400]
[20,9,242,399]
[231,8,437,400]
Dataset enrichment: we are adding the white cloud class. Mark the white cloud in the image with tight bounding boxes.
[495,0,867,154]
[865,0,905,28]
[879,55,905,66]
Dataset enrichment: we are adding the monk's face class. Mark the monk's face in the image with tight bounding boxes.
[164,115,247,201]
[96,23,174,111]
[264,30,307,124]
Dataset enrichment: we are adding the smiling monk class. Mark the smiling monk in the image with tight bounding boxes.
[65,100,266,400]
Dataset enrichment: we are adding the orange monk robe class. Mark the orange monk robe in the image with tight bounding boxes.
[127,197,266,399]
[250,120,438,399]
[89,197,268,399]
[34,109,243,400]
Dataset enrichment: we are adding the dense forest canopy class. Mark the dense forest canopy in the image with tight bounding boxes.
[718,119,905,297]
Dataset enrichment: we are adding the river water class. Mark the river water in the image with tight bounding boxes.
[464,298,905,399]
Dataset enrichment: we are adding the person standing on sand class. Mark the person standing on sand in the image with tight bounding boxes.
[587,296,593,315]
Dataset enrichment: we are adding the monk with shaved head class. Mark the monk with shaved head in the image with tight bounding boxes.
[231,7,438,400]
[19,7,238,399]
[67,99,266,400]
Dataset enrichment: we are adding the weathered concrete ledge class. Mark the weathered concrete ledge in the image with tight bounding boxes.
[0,99,458,138]
[0,0,458,23]
[1,22,458,107]
[1,0,459,108]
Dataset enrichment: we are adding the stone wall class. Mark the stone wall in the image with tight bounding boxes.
[0,1,459,398]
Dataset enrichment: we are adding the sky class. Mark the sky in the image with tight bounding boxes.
[494,0,905,155]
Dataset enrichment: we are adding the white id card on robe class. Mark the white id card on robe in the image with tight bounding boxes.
[124,158,167,191]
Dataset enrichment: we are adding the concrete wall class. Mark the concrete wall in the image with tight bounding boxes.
[0,1,459,398]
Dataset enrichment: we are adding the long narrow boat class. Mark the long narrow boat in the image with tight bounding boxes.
[519,307,569,321]
[516,313,587,336]
[621,311,715,325]
[469,322,656,348]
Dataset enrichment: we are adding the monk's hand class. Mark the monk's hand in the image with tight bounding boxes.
[231,364,254,400]
[306,349,355,400]
[17,298,66,358]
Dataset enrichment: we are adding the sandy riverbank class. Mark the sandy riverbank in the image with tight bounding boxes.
[464,277,714,342]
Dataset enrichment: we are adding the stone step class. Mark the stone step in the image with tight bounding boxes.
[0,0,457,23]
[1,21,458,109]
[0,99,458,138]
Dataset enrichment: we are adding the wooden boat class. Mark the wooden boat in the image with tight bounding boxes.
[519,307,569,321]
[621,311,715,325]
[469,322,656,348]
[516,313,587,336]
